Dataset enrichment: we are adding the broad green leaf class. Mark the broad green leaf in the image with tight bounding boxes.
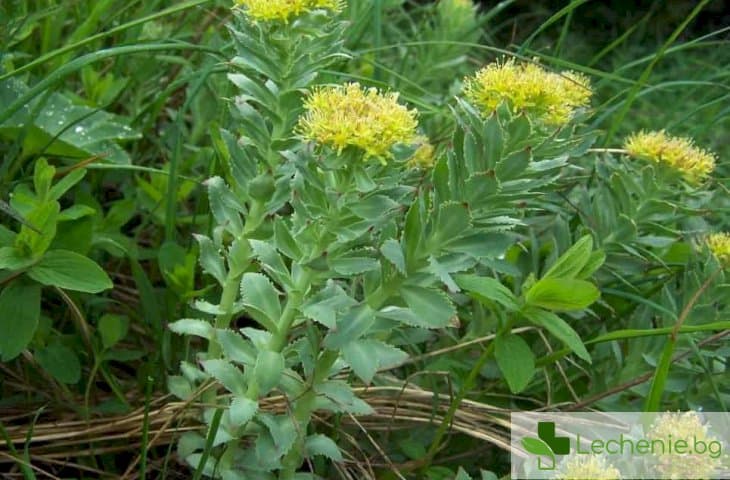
[349,195,398,219]
[302,281,358,329]
[342,339,408,384]
[495,148,531,181]
[341,340,379,384]
[522,307,591,362]
[323,304,376,349]
[380,239,406,274]
[254,350,285,395]
[328,257,380,276]
[455,274,519,311]
[229,396,258,427]
[400,285,455,328]
[274,218,302,261]
[483,114,504,169]
[495,334,535,393]
[49,169,86,201]
[543,235,593,279]
[249,239,290,288]
[0,282,41,361]
[0,246,34,271]
[169,319,213,339]
[328,253,379,275]
[427,256,459,292]
[57,204,96,221]
[202,359,247,396]
[98,314,129,349]
[14,201,60,258]
[304,434,343,462]
[33,158,55,201]
[241,273,281,329]
[168,375,193,400]
[206,176,244,236]
[431,202,471,249]
[194,234,226,286]
[229,238,254,279]
[36,342,81,384]
[27,249,112,293]
[257,413,297,456]
[576,250,606,279]
[403,200,423,265]
[314,380,374,415]
[525,278,600,311]
[215,329,256,365]
[0,77,140,164]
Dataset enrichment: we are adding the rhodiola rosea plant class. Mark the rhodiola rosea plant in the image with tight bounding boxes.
[167,1,728,479]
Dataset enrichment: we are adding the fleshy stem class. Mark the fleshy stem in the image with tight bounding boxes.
[244,267,314,402]
[421,315,517,471]
[278,279,400,479]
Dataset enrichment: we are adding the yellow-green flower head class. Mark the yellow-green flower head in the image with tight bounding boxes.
[298,82,419,159]
[234,0,343,23]
[408,137,436,169]
[555,456,621,480]
[647,411,723,479]
[707,232,730,268]
[623,130,716,183]
[463,58,592,125]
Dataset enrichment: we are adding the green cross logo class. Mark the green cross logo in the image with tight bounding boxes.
[521,421,570,470]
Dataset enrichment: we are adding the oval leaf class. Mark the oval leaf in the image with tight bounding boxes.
[495,334,535,393]
[28,249,112,293]
[525,278,600,311]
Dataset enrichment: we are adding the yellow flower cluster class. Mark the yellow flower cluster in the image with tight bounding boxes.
[623,130,716,183]
[647,411,722,479]
[234,0,342,23]
[555,456,621,480]
[298,83,418,159]
[463,58,592,125]
[707,232,730,268]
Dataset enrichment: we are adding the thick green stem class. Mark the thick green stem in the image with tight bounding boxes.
[208,272,244,359]
[245,268,314,401]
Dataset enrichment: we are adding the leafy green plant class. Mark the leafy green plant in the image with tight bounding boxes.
[0,1,728,478]
[0,159,111,379]
[165,3,620,478]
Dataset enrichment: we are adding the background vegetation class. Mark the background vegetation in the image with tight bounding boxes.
[0,0,728,478]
